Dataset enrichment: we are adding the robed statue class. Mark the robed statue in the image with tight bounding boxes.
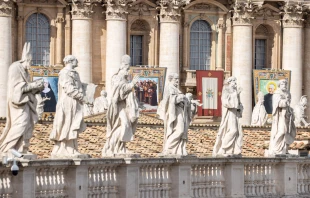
[157,73,199,156]
[102,55,140,157]
[294,95,310,127]
[251,91,268,126]
[0,43,44,156]
[49,55,87,158]
[268,79,296,156]
[213,76,243,157]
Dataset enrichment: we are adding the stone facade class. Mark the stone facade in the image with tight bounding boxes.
[1,0,310,124]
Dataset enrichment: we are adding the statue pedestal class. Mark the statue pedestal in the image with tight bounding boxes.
[275,154,300,158]
[102,153,141,158]
[158,154,197,159]
[22,153,37,160]
[51,153,91,159]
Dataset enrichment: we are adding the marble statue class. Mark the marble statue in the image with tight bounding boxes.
[213,76,243,157]
[93,90,108,114]
[251,91,268,126]
[102,55,140,157]
[83,83,98,116]
[49,55,88,158]
[268,79,296,156]
[0,43,44,156]
[294,95,310,127]
[157,73,198,156]
[36,93,50,120]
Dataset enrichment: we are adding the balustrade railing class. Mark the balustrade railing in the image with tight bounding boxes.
[0,169,12,198]
[298,162,310,195]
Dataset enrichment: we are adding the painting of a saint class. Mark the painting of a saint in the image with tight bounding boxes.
[34,77,58,112]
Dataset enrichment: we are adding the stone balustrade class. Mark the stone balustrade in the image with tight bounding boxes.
[1,157,310,198]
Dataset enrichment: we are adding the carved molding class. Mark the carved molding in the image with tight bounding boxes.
[255,8,280,20]
[71,0,97,20]
[157,0,190,23]
[280,2,306,28]
[231,1,260,25]
[131,19,150,31]
[104,0,136,20]
[130,2,151,15]
[0,0,13,17]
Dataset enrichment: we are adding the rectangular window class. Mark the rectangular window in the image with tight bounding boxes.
[130,35,143,66]
[255,39,266,69]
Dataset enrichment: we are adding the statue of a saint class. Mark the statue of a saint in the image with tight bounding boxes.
[157,73,198,156]
[294,95,310,127]
[213,76,243,157]
[0,43,44,156]
[93,90,108,114]
[268,79,296,156]
[49,55,87,158]
[102,55,140,156]
[36,94,50,120]
[251,91,268,126]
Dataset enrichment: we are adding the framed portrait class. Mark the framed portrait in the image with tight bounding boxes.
[253,70,291,114]
[29,66,61,117]
[128,67,167,113]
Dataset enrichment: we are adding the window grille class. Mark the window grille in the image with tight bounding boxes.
[26,13,50,66]
[190,20,212,70]
[254,39,266,69]
[130,35,143,66]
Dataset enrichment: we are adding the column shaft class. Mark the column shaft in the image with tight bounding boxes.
[282,27,302,108]
[159,22,179,75]
[232,25,253,125]
[55,11,64,66]
[304,27,310,117]
[216,25,223,70]
[105,19,126,94]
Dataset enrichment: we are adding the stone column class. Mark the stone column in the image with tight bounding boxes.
[216,19,224,70]
[281,2,304,109]
[55,8,64,66]
[304,15,310,118]
[0,0,12,117]
[158,0,189,80]
[71,1,94,83]
[104,0,132,94]
[231,1,257,125]
[17,3,24,60]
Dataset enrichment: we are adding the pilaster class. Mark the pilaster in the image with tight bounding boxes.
[56,8,64,66]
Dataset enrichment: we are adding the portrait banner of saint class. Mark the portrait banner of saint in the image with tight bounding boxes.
[196,70,224,117]
[253,70,291,115]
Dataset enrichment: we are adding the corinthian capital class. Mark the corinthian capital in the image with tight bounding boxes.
[0,0,13,17]
[157,0,190,23]
[231,1,260,25]
[104,0,136,20]
[71,0,97,19]
[281,2,306,28]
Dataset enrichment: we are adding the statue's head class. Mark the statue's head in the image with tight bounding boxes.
[300,95,307,107]
[257,91,264,102]
[226,76,237,90]
[277,79,288,92]
[186,93,193,100]
[170,73,179,88]
[167,74,173,82]
[21,42,32,69]
[101,90,107,97]
[63,55,78,68]
[118,55,131,78]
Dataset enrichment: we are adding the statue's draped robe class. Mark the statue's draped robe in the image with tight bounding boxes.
[158,85,191,155]
[268,90,296,156]
[0,62,38,153]
[213,89,243,156]
[50,68,86,142]
[93,96,108,114]
[294,104,307,126]
[251,102,268,126]
[102,78,139,155]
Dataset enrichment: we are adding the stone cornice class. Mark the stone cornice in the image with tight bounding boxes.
[71,0,98,20]
[104,0,136,21]
[231,1,260,26]
[280,2,306,28]
[0,0,13,17]
[157,0,190,23]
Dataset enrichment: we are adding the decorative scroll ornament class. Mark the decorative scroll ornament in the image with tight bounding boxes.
[104,0,136,20]
[0,0,13,17]
[280,2,306,28]
[231,1,261,25]
[156,0,190,23]
[71,0,97,19]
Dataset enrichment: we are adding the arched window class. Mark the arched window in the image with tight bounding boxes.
[190,20,212,70]
[26,13,50,66]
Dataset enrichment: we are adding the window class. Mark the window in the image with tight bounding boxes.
[130,35,143,66]
[254,39,266,69]
[190,20,212,70]
[26,13,50,66]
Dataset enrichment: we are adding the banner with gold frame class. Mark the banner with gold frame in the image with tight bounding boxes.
[129,67,166,113]
[253,70,291,114]
[29,66,61,118]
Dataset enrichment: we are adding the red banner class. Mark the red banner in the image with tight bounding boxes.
[196,70,224,117]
